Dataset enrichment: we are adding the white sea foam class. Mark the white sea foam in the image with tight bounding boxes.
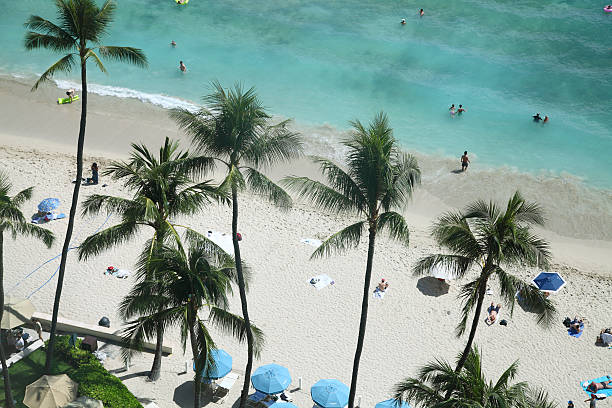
[52,79,200,112]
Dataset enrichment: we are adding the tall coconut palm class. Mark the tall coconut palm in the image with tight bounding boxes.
[393,347,557,408]
[24,0,148,373]
[0,173,54,408]
[413,192,555,374]
[171,81,302,407]
[121,241,263,408]
[283,112,420,408]
[78,137,223,380]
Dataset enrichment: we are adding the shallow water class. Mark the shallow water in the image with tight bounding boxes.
[1,0,611,187]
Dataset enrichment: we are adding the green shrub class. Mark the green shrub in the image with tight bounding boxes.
[71,364,142,408]
[52,336,142,408]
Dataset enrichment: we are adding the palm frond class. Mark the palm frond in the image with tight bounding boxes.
[311,220,366,259]
[97,45,148,68]
[242,120,303,168]
[312,156,367,211]
[84,48,107,74]
[456,278,482,337]
[14,222,55,248]
[282,176,358,214]
[243,167,292,210]
[377,211,410,246]
[412,254,473,281]
[30,53,76,91]
[78,221,140,260]
[208,307,265,358]
[11,186,34,208]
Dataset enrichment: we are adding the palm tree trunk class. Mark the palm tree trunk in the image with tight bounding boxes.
[455,275,488,372]
[45,59,88,373]
[348,224,377,408]
[189,306,203,408]
[148,322,163,381]
[0,231,16,408]
[232,187,254,408]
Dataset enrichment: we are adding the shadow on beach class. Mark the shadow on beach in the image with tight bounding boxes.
[416,276,450,297]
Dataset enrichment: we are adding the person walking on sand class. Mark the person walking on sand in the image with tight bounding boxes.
[179,60,187,72]
[461,151,470,172]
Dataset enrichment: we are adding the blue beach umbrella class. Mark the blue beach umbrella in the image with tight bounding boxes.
[531,271,566,293]
[269,403,298,408]
[311,379,349,408]
[376,399,411,408]
[192,349,232,379]
[251,364,292,394]
[37,198,60,212]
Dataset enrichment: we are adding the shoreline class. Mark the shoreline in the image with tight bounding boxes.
[1,75,611,407]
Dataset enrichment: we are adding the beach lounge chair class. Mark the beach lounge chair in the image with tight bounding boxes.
[214,372,239,403]
[601,332,612,346]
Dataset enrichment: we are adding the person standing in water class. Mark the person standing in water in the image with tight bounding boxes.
[401,18,406,25]
[457,104,466,114]
[419,8,424,16]
[461,151,470,172]
[449,104,456,117]
[171,40,176,47]
[179,61,186,72]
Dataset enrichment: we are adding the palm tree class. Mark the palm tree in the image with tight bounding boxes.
[120,241,263,407]
[283,112,420,408]
[413,192,555,374]
[77,137,223,380]
[393,347,557,408]
[24,0,148,373]
[171,81,302,407]
[0,173,54,408]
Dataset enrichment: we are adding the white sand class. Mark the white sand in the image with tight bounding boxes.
[1,77,611,407]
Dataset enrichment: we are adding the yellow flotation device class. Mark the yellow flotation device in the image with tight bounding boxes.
[175,0,189,4]
[57,95,80,104]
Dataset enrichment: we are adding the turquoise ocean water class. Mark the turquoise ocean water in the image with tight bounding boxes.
[1,0,611,187]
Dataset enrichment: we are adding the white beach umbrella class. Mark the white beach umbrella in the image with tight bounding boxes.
[429,263,458,281]
[1,295,35,329]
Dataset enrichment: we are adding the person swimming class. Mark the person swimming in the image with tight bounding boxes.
[457,104,466,114]
[605,5,612,10]
[533,113,542,122]
[401,18,406,25]
[419,8,424,16]
[543,115,549,123]
[171,40,176,47]
[179,60,186,72]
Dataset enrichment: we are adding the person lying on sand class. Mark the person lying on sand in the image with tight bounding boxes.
[377,278,389,292]
[569,317,584,333]
[586,379,612,394]
[488,303,501,323]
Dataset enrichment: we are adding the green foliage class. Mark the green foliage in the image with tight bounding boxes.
[52,336,142,408]
[71,364,141,408]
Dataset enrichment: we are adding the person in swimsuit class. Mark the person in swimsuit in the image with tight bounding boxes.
[171,40,176,47]
[377,278,389,292]
[66,88,75,101]
[461,151,470,171]
[457,104,466,114]
[586,393,606,408]
[605,5,612,10]
[86,162,99,184]
[488,303,501,323]
[401,18,406,25]
[586,380,612,394]
[179,61,187,72]
[419,9,424,16]
[543,115,549,123]
[533,113,542,122]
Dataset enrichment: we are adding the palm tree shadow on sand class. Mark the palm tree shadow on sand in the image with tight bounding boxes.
[416,276,450,297]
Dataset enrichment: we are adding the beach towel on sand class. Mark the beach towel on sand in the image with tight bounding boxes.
[301,238,322,247]
[31,212,66,224]
[582,375,612,397]
[600,332,612,346]
[568,323,584,338]
[309,274,334,290]
[373,288,387,299]
[485,305,502,326]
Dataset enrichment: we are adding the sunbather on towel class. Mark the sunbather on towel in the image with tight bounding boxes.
[586,380,612,394]
[488,303,501,323]
[377,278,389,292]
[570,317,584,333]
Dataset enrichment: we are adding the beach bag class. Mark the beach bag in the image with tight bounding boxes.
[563,317,572,327]
[500,319,508,326]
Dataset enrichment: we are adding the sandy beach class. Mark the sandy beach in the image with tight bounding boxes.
[1,76,612,407]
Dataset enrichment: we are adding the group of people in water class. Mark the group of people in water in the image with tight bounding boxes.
[400,9,424,24]
[449,104,466,117]
[533,113,549,123]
